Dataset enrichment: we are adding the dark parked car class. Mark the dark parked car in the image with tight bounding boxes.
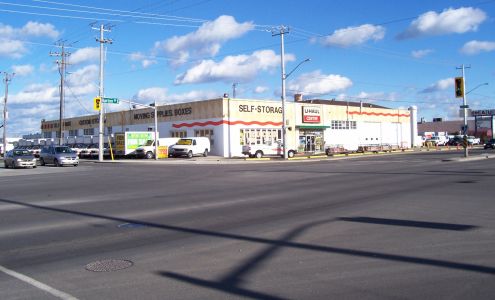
[3,149,37,168]
[447,136,472,146]
[484,139,495,149]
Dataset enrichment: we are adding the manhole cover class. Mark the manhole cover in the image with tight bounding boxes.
[85,259,133,272]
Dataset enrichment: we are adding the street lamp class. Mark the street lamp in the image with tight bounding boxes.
[466,82,488,95]
[281,58,311,159]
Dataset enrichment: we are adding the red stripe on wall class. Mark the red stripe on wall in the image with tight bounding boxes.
[348,111,410,117]
[172,120,283,128]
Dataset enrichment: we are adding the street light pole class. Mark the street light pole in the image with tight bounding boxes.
[457,64,470,158]
[93,23,112,162]
[2,72,14,157]
[273,26,311,159]
[153,100,158,161]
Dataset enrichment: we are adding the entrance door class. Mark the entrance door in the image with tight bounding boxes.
[302,135,316,152]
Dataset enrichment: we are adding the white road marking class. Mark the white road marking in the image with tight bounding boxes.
[0,265,79,300]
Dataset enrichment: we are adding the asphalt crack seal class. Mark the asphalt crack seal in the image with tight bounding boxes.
[85,259,134,272]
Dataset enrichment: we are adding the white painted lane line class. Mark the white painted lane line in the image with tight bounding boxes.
[0,265,79,300]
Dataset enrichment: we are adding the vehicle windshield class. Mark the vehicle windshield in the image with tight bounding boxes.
[14,150,31,156]
[55,147,73,154]
[177,139,192,145]
[143,140,154,146]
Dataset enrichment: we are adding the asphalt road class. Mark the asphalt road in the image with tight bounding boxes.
[0,150,494,299]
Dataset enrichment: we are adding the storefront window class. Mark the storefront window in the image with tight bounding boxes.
[331,120,356,130]
[83,128,94,136]
[171,131,187,138]
[195,129,214,145]
[240,128,281,146]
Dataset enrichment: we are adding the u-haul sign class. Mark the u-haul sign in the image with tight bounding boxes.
[302,106,321,123]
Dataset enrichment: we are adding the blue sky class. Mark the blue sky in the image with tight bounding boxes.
[1,0,495,137]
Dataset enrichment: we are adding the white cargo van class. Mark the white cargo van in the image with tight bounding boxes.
[135,138,180,159]
[169,137,210,158]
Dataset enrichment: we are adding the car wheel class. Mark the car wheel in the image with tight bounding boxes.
[33,165,37,168]
[40,158,45,166]
[145,151,153,159]
[12,162,16,169]
[54,159,60,167]
[288,150,295,158]
[187,151,193,158]
[255,151,263,159]
[4,161,8,168]
[248,154,254,158]
[203,149,208,157]
[74,164,78,167]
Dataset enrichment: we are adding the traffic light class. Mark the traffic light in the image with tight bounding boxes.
[94,97,101,111]
[455,77,464,98]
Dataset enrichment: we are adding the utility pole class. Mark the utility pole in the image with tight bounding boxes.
[272,25,289,159]
[2,72,14,157]
[457,64,470,158]
[50,41,70,146]
[93,23,113,162]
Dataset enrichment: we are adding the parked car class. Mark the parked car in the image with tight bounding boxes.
[3,149,37,169]
[169,137,210,158]
[242,140,296,158]
[89,144,102,159]
[79,144,97,158]
[425,136,448,146]
[69,144,86,157]
[467,136,480,145]
[484,139,495,149]
[39,145,79,167]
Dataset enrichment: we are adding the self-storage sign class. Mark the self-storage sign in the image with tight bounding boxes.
[302,106,321,123]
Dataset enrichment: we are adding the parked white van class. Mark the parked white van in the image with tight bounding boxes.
[169,137,210,158]
[135,138,180,159]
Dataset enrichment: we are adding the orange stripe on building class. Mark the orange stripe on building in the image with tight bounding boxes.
[348,111,410,117]
[172,120,283,128]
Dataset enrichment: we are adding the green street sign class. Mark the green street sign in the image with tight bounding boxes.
[103,97,119,104]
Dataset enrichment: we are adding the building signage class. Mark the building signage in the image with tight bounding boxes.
[302,106,321,123]
[133,107,192,120]
[470,109,495,117]
[238,104,282,114]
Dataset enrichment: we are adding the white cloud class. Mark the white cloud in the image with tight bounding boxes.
[136,87,168,102]
[129,52,158,69]
[12,64,34,76]
[0,21,59,39]
[0,39,27,58]
[0,21,59,59]
[66,65,99,96]
[154,15,254,65]
[460,40,495,55]
[20,21,59,39]
[254,86,269,94]
[421,77,454,93]
[69,47,99,64]
[411,49,434,58]
[321,24,385,47]
[135,87,219,104]
[287,70,353,96]
[67,65,98,86]
[398,7,486,39]
[175,49,293,84]
[10,83,59,104]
